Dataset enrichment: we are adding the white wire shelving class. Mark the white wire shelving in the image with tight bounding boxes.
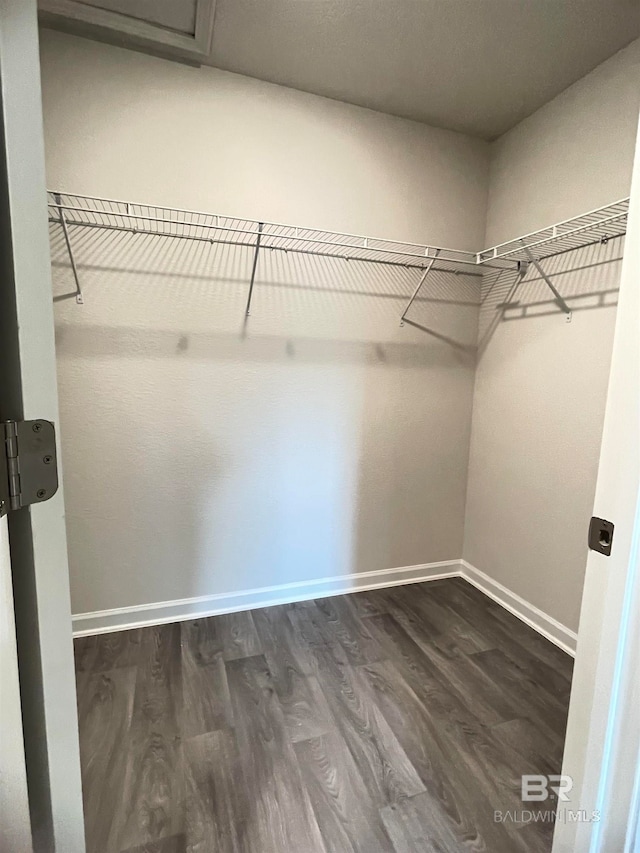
[48,191,484,267]
[48,191,629,322]
[477,198,629,264]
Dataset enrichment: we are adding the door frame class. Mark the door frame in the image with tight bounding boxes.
[0,515,32,852]
[0,2,85,850]
[552,109,640,852]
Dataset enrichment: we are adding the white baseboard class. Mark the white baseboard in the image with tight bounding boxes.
[460,560,577,657]
[71,560,460,637]
[72,558,578,657]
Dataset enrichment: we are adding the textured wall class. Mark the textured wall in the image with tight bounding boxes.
[42,29,638,629]
[39,30,489,250]
[485,40,640,247]
[464,41,640,632]
[40,30,488,615]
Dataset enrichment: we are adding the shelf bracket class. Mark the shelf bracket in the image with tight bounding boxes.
[521,243,572,321]
[244,222,264,317]
[496,260,528,312]
[54,193,83,304]
[400,250,440,326]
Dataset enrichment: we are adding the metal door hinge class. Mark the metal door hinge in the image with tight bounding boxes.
[0,420,59,517]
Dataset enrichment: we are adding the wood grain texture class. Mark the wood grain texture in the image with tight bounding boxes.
[380,792,469,853]
[313,595,384,665]
[181,621,232,738]
[120,836,186,853]
[358,658,507,851]
[116,624,184,851]
[217,610,262,661]
[361,643,543,851]
[365,615,531,817]
[310,641,426,808]
[399,583,494,656]
[253,604,334,743]
[469,648,568,740]
[76,578,573,853]
[75,628,143,673]
[226,654,327,852]
[76,667,137,853]
[435,581,574,702]
[183,730,245,853]
[348,588,390,618]
[491,718,560,779]
[375,601,517,727]
[179,618,222,665]
[437,578,573,681]
[287,599,351,663]
[293,730,392,852]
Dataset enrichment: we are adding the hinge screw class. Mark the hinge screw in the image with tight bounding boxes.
[36,489,46,499]
[43,455,53,465]
[32,422,42,433]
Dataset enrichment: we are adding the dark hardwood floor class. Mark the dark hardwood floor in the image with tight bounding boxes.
[74,577,573,853]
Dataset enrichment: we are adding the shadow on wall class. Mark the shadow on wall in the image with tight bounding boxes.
[477,237,623,357]
[48,224,480,613]
[48,223,624,613]
[49,221,482,351]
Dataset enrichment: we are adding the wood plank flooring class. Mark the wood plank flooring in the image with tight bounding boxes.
[74,577,573,853]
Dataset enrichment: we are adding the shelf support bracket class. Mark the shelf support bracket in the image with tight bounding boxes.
[54,193,83,304]
[245,222,264,317]
[400,250,440,326]
[521,243,572,321]
[494,261,528,313]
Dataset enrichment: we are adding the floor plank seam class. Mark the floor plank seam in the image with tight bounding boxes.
[76,579,573,853]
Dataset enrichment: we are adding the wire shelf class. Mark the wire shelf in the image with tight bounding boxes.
[47,191,481,275]
[48,190,630,323]
[477,198,629,264]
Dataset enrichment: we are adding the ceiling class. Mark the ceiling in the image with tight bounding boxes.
[40,0,640,140]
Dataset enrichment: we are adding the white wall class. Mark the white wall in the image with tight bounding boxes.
[40,30,488,250]
[485,41,640,248]
[42,27,639,632]
[464,40,640,633]
[40,29,489,615]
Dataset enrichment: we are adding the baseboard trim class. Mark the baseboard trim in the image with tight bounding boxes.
[460,560,577,657]
[72,558,578,656]
[71,560,461,637]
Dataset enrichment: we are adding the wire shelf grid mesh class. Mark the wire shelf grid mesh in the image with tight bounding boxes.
[48,191,482,274]
[478,199,629,264]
